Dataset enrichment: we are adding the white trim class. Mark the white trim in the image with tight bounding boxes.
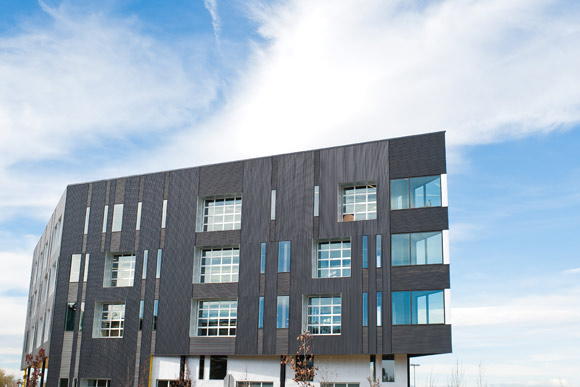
[442,230,450,264]
[444,289,452,324]
[441,173,448,207]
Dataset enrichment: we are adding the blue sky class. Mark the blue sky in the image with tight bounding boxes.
[0,0,579,385]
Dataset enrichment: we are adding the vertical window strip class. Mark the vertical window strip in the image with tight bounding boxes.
[70,254,81,282]
[313,186,319,216]
[136,202,142,231]
[161,199,168,229]
[278,241,291,272]
[376,235,382,268]
[270,190,276,221]
[362,292,368,327]
[102,205,109,233]
[153,300,159,330]
[84,207,90,235]
[83,254,90,282]
[362,236,368,269]
[276,296,289,328]
[258,296,264,329]
[142,250,148,279]
[377,291,383,327]
[156,249,162,279]
[78,302,85,331]
[139,300,144,330]
[260,243,266,274]
[111,204,124,232]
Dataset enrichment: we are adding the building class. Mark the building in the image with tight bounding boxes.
[21,132,451,387]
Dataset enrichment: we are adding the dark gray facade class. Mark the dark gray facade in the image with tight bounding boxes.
[22,132,451,386]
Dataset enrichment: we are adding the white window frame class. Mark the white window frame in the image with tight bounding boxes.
[197,247,240,283]
[305,295,341,335]
[194,299,237,337]
[104,253,136,287]
[199,196,242,232]
[93,303,125,338]
[314,240,351,278]
[340,183,377,222]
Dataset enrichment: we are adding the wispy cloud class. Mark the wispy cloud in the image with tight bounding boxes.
[203,0,221,46]
[564,267,580,274]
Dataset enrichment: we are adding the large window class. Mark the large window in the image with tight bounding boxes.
[197,300,237,336]
[390,176,441,210]
[104,253,135,287]
[392,232,443,266]
[382,355,395,382]
[341,184,377,221]
[200,247,239,283]
[96,303,125,338]
[202,197,242,231]
[306,296,341,335]
[392,290,444,325]
[316,240,351,278]
[210,356,228,380]
[86,380,110,387]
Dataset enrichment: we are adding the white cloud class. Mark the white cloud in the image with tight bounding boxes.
[203,0,221,45]
[564,267,580,274]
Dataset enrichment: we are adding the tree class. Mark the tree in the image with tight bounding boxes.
[282,331,318,387]
[446,361,465,387]
[25,348,47,387]
[0,369,18,387]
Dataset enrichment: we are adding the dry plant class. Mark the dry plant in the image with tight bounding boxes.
[282,331,318,387]
[24,348,47,387]
[446,361,465,387]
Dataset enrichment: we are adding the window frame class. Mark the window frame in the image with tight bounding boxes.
[314,239,351,278]
[103,253,136,288]
[391,231,444,266]
[390,175,442,210]
[340,183,377,222]
[199,195,242,232]
[94,302,126,338]
[195,299,238,337]
[305,295,342,335]
[197,247,240,284]
[392,290,445,325]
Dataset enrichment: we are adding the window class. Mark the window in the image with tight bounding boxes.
[157,381,178,387]
[102,205,108,233]
[142,250,148,279]
[136,202,142,231]
[59,379,68,387]
[199,356,205,379]
[156,249,162,278]
[392,290,444,325]
[341,184,376,221]
[83,254,90,282]
[382,355,395,382]
[199,247,239,283]
[139,300,144,330]
[270,190,276,220]
[322,384,359,387]
[314,186,320,216]
[86,380,110,387]
[104,253,136,287]
[362,236,368,269]
[390,176,441,210]
[209,355,227,380]
[362,292,368,327]
[202,196,242,231]
[392,232,443,266]
[111,203,123,232]
[376,235,382,268]
[161,199,168,228]
[79,302,85,331]
[196,300,237,336]
[277,296,289,328]
[153,300,159,330]
[70,254,81,282]
[96,303,125,337]
[316,240,351,278]
[307,296,341,335]
[278,241,291,272]
[258,297,264,329]
[260,243,266,274]
[65,303,76,331]
[377,292,382,327]
[84,207,90,235]
[238,383,274,387]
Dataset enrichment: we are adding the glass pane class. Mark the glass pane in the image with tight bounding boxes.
[392,292,410,325]
[410,176,441,208]
[391,234,410,266]
[411,232,442,264]
[428,290,445,323]
[382,355,395,382]
[390,179,409,210]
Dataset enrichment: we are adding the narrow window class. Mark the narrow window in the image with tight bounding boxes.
[142,250,148,279]
[111,203,124,232]
[59,379,69,387]
[260,243,266,274]
[258,296,264,329]
[139,300,144,330]
[69,254,81,282]
[392,291,411,325]
[276,296,289,328]
[199,356,205,380]
[136,202,142,231]
[278,241,291,272]
[153,300,159,330]
[161,199,168,229]
[376,235,382,268]
[362,292,368,327]
[78,302,85,331]
[362,236,368,269]
[382,355,395,382]
[377,292,382,326]
[65,303,76,331]
[84,207,90,235]
[83,254,90,282]
[270,190,276,220]
[102,205,109,233]
[209,356,227,380]
[313,186,320,216]
[156,249,162,278]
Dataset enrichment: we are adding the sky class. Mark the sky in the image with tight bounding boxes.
[0,0,579,385]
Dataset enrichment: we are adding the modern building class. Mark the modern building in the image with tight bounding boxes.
[22,132,451,387]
